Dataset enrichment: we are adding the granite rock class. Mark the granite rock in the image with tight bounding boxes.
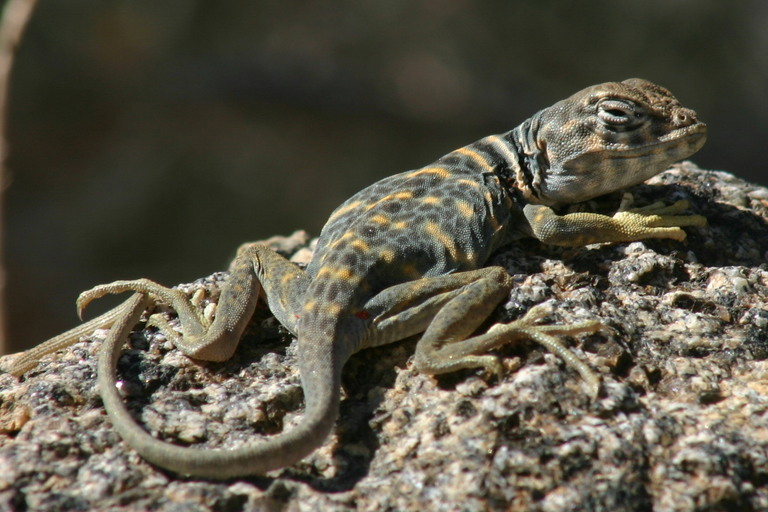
[1,163,767,511]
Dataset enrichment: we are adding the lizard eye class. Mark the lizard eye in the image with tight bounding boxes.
[597,99,642,126]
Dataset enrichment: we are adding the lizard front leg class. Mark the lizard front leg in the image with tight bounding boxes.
[523,199,707,247]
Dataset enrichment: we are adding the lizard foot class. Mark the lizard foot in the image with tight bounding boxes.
[611,197,707,242]
[77,279,196,320]
[485,306,602,398]
[76,278,234,360]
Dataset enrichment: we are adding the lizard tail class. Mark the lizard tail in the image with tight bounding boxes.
[98,293,343,479]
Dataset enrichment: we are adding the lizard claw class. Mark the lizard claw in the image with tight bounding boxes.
[76,282,134,320]
[626,199,707,226]
[75,278,185,320]
[76,288,105,320]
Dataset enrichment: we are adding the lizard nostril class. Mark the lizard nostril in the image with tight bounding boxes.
[673,109,697,128]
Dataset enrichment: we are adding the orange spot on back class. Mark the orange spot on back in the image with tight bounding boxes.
[425,221,459,262]
[327,200,363,222]
[406,166,450,179]
[454,147,494,171]
[369,214,390,224]
[329,231,356,249]
[380,249,396,263]
[456,178,481,188]
[364,191,414,211]
[484,135,518,164]
[456,201,474,218]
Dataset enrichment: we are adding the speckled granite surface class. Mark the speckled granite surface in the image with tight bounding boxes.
[1,163,767,511]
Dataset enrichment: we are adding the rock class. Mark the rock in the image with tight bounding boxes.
[1,163,767,511]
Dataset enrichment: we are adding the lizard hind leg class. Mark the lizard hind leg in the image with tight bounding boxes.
[361,266,600,395]
[87,243,332,479]
[407,269,602,397]
[75,243,310,362]
[485,307,602,398]
[76,276,247,362]
[90,242,349,478]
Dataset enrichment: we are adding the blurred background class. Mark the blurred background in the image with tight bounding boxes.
[5,0,768,353]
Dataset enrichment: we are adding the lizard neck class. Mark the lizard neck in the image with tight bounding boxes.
[502,112,547,204]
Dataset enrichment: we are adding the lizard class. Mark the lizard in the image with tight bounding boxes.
[8,78,707,479]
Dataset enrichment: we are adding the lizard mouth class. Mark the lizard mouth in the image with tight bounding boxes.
[610,122,708,158]
[659,121,708,142]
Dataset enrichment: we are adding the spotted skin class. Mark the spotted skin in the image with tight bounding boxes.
[10,78,708,479]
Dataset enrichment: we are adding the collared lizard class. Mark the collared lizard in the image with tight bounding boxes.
[8,78,707,479]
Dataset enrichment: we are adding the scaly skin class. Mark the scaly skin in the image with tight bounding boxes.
[9,78,707,479]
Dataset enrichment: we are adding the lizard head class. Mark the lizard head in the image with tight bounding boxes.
[514,78,707,206]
